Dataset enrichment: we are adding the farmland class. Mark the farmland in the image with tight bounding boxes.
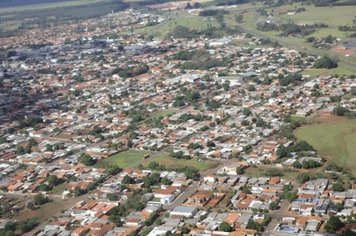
[295,116,356,175]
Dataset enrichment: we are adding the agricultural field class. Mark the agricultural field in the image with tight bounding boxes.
[103,149,218,171]
[295,116,356,175]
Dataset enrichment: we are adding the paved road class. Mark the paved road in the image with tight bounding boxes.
[163,157,244,211]
[164,181,199,211]
[262,183,299,236]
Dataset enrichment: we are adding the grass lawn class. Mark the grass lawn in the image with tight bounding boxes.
[295,117,356,175]
[103,149,218,171]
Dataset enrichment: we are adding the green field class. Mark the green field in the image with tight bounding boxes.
[295,118,356,175]
[104,149,218,171]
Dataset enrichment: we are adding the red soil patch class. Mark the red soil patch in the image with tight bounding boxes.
[332,46,356,57]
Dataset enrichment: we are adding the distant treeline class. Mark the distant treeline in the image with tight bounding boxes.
[199,9,228,17]
[128,0,187,6]
[215,0,251,6]
[257,22,328,37]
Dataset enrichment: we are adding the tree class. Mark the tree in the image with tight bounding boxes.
[26,201,36,210]
[247,85,256,91]
[235,14,244,23]
[332,181,345,192]
[122,175,134,185]
[107,193,119,201]
[109,214,123,226]
[342,230,356,236]
[161,177,172,185]
[80,154,96,166]
[183,167,200,180]
[143,173,161,188]
[290,141,315,152]
[297,173,310,183]
[47,175,60,187]
[28,138,37,147]
[74,187,86,197]
[281,190,298,202]
[38,183,51,191]
[144,212,159,226]
[33,194,49,205]
[148,161,160,170]
[106,166,122,176]
[16,145,28,155]
[269,202,279,210]
[314,56,338,69]
[333,105,350,116]
[325,216,344,233]
[302,160,321,169]
[242,108,252,116]
[246,219,263,232]
[219,221,232,232]
[276,146,288,158]
[292,161,302,169]
[243,145,253,154]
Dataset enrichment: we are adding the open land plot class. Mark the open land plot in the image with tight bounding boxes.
[149,108,179,119]
[141,152,218,171]
[244,166,302,180]
[103,149,218,171]
[294,115,356,175]
[137,15,219,38]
